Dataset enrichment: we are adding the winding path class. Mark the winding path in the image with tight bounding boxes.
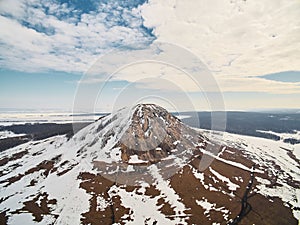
[228,165,255,225]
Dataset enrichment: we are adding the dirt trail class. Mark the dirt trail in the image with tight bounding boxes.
[228,165,255,225]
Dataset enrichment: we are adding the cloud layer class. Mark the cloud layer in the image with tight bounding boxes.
[0,0,299,96]
[0,0,154,72]
[139,0,300,94]
[141,0,300,77]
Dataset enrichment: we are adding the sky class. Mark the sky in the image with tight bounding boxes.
[0,0,299,112]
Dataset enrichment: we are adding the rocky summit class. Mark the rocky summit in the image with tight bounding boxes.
[0,104,299,225]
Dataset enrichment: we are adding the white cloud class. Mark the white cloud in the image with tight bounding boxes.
[0,0,26,19]
[0,0,154,73]
[137,0,300,94]
[82,43,300,95]
[0,0,299,96]
[141,0,300,77]
[110,63,300,94]
[218,77,300,94]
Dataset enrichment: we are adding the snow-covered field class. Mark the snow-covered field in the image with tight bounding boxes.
[0,111,192,126]
[0,105,299,224]
[0,111,105,126]
[0,131,26,139]
[257,129,300,142]
[1,128,299,224]
[200,129,300,221]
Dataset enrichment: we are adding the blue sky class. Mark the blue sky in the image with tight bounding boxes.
[0,69,80,110]
[0,0,299,112]
[259,71,300,83]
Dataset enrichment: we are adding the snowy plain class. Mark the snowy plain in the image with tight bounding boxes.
[0,107,299,224]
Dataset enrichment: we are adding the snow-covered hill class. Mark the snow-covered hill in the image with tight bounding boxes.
[0,104,299,225]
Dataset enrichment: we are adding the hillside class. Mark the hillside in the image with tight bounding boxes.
[0,104,299,225]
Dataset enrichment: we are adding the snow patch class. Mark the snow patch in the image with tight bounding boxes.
[0,130,26,139]
[209,167,239,191]
[128,155,148,164]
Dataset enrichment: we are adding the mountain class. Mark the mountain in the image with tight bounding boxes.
[0,104,299,225]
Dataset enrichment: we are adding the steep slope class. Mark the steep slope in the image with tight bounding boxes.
[70,104,207,185]
[0,104,299,225]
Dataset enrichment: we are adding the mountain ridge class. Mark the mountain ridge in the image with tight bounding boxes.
[0,104,299,225]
